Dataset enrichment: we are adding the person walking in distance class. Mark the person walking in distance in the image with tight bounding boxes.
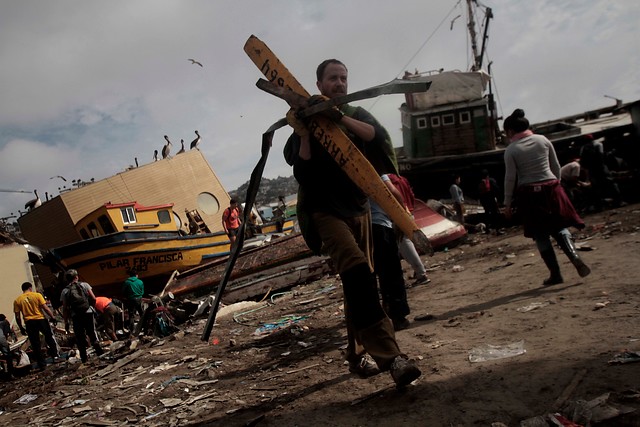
[122,268,145,335]
[284,58,421,388]
[222,199,242,245]
[503,109,590,285]
[13,282,60,370]
[388,173,430,285]
[450,174,465,225]
[477,169,501,233]
[61,270,104,363]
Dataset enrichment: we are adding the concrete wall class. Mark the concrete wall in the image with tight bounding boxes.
[0,244,35,328]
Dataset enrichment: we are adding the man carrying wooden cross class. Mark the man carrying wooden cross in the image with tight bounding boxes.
[284,59,421,388]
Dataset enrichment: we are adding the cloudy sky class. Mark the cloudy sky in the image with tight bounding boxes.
[1,0,638,221]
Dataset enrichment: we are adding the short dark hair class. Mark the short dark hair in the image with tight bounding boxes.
[129,268,137,276]
[230,198,237,204]
[21,282,33,291]
[316,59,346,82]
[0,314,6,322]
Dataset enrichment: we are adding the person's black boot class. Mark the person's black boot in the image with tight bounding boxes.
[540,249,563,285]
[556,233,591,278]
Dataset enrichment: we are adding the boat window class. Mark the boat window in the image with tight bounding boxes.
[442,114,455,126]
[87,222,100,238]
[97,215,116,234]
[430,116,441,127]
[121,207,136,224]
[157,209,172,224]
[460,111,471,124]
[197,192,220,215]
[416,117,428,129]
[79,229,90,240]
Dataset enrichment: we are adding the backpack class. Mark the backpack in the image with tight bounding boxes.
[479,178,491,194]
[67,282,95,314]
[389,174,415,212]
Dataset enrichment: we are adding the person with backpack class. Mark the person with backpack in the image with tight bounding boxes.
[60,269,104,363]
[13,282,60,370]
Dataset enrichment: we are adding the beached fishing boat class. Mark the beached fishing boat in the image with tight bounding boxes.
[16,150,298,297]
[49,201,234,293]
[397,1,639,204]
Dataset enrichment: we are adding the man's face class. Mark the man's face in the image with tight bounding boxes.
[317,63,348,99]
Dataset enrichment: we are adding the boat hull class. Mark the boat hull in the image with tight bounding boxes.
[412,199,467,249]
[52,230,232,296]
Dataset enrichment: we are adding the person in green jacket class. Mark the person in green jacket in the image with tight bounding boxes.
[122,268,145,334]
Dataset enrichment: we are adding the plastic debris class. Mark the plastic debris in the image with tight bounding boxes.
[608,350,640,365]
[517,302,550,312]
[13,394,38,404]
[252,315,309,336]
[469,340,526,362]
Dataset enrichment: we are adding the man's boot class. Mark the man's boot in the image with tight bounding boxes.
[540,249,563,285]
[556,233,591,278]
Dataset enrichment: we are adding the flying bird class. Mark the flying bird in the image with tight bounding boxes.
[162,135,172,159]
[190,130,201,150]
[177,139,186,154]
[188,59,203,67]
[50,175,67,182]
[25,189,42,211]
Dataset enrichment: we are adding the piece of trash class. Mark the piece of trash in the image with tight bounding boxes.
[517,302,550,312]
[142,408,168,421]
[469,340,526,362]
[61,399,88,408]
[149,362,179,374]
[13,394,38,405]
[160,398,183,408]
[608,350,640,365]
[484,262,514,274]
[252,315,309,336]
[161,375,190,387]
[593,301,610,310]
[211,337,220,345]
[452,265,464,272]
[72,405,92,414]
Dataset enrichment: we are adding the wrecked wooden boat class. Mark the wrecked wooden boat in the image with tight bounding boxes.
[50,201,234,294]
[16,150,296,297]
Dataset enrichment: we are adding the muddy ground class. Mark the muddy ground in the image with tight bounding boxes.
[1,204,639,426]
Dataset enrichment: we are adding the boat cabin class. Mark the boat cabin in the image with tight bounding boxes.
[75,202,179,240]
[399,70,498,158]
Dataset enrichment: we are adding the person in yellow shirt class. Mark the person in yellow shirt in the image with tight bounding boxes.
[13,282,60,370]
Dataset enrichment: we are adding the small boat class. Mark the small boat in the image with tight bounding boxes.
[49,201,235,295]
[412,199,467,249]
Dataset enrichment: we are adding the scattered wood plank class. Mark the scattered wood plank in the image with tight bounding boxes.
[92,350,144,378]
[286,363,320,374]
[552,368,588,411]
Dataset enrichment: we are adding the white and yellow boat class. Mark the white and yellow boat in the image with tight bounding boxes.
[50,201,233,293]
